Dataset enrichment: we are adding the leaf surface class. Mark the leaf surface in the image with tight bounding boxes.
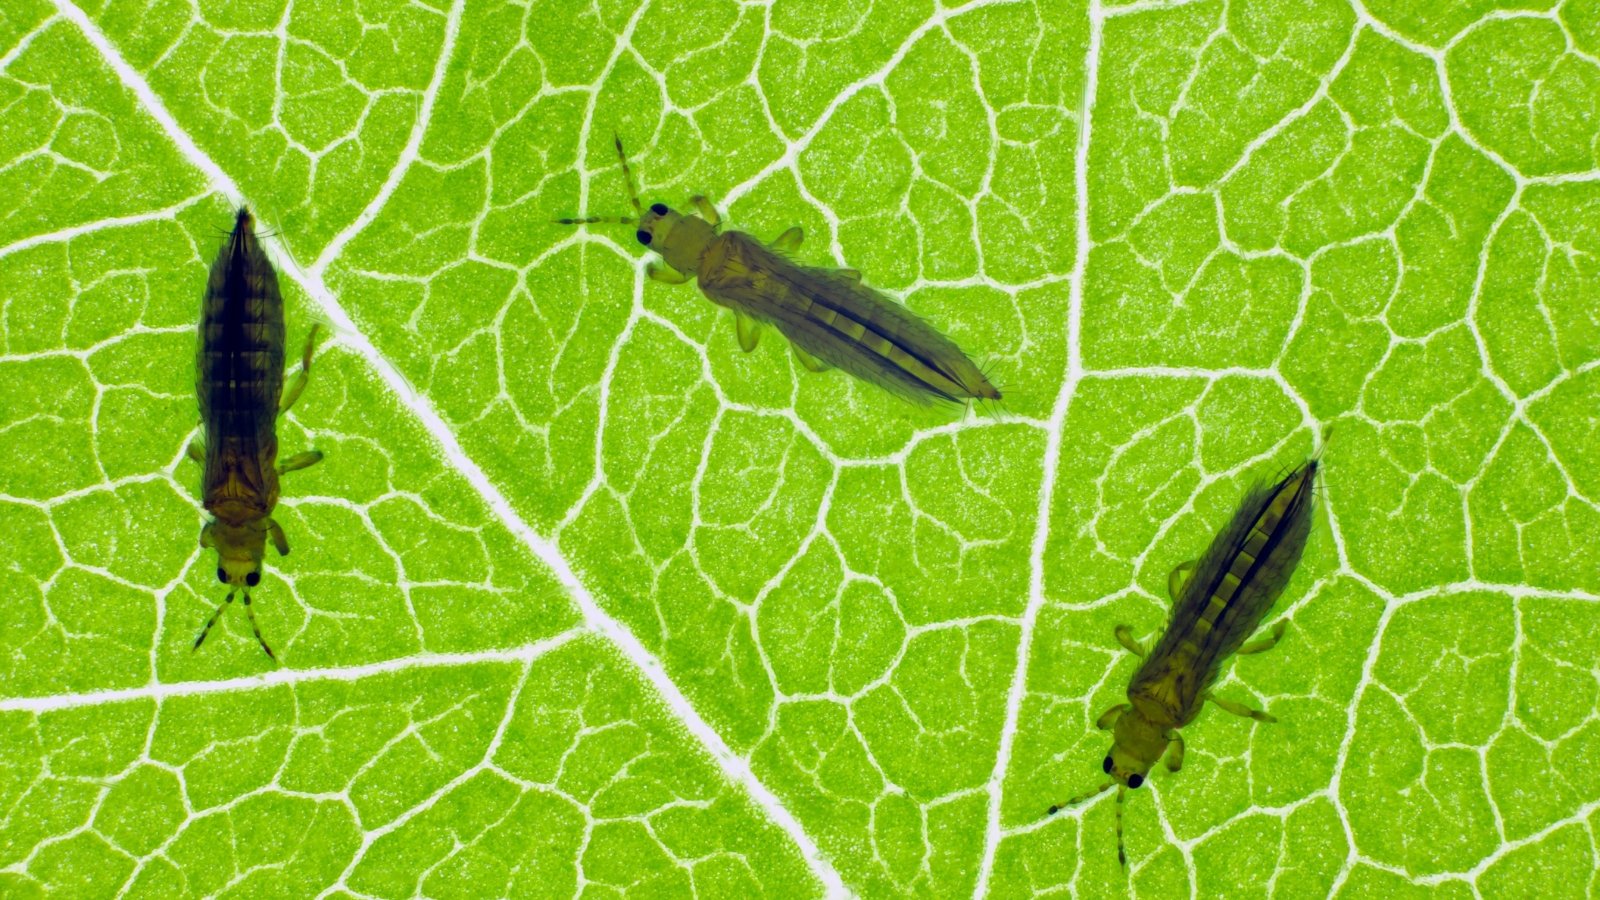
[1,0,1597,896]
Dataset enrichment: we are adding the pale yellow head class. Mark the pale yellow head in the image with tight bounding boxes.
[1104,705,1167,789]
[195,519,275,659]
[632,201,716,276]
[554,136,717,277]
[201,519,265,590]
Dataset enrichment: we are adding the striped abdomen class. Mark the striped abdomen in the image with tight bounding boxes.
[699,233,998,404]
[1131,459,1319,723]
[197,208,285,519]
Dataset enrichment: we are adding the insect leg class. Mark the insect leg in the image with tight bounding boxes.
[278,450,324,475]
[1167,560,1195,601]
[243,592,276,660]
[1206,693,1277,724]
[1236,620,1288,655]
[770,226,802,252]
[279,325,319,416]
[1113,624,1146,658]
[266,518,290,556]
[689,195,721,227]
[186,440,204,464]
[1095,703,1131,730]
[193,590,235,651]
[1162,730,1185,772]
[792,344,833,373]
[735,313,761,352]
[647,262,690,285]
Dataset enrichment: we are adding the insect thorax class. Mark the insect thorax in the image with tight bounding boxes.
[1137,671,1204,727]
[1112,704,1170,767]
[655,214,718,276]
[203,517,267,562]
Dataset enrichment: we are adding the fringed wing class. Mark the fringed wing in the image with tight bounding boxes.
[1130,461,1318,716]
[197,211,285,516]
[698,234,997,405]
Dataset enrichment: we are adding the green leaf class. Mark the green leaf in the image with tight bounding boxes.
[2,0,1597,896]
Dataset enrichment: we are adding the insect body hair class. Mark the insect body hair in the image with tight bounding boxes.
[698,236,1000,404]
[1049,456,1322,870]
[553,137,999,406]
[191,207,320,660]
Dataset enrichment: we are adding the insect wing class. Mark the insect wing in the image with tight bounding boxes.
[699,234,997,404]
[197,212,286,513]
[1130,460,1319,711]
[784,265,997,403]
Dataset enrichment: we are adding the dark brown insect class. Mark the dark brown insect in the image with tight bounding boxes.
[1048,456,1321,867]
[557,137,999,405]
[187,207,322,660]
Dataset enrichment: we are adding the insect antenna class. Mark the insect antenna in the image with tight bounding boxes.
[243,591,276,660]
[193,590,236,651]
[1045,779,1114,816]
[611,133,644,217]
[552,215,636,226]
[554,134,649,229]
[1115,785,1128,868]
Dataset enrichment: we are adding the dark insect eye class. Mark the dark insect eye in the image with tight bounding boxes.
[1102,756,1114,774]
[650,202,668,215]
[245,571,261,587]
[1127,773,1144,789]
[636,230,651,245]
[216,567,229,584]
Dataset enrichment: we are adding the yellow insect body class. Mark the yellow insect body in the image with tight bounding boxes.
[189,208,322,660]
[1050,457,1321,867]
[558,138,999,405]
